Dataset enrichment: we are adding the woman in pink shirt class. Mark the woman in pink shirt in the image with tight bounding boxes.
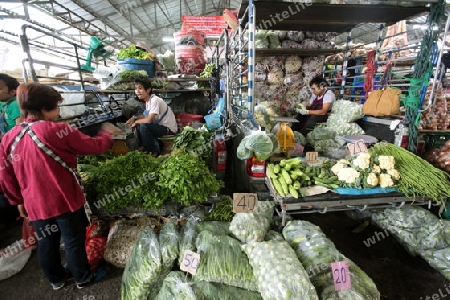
[0,83,118,290]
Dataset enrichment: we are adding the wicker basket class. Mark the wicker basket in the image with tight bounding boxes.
[159,134,179,155]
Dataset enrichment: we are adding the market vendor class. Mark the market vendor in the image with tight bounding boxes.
[292,76,335,134]
[0,73,21,135]
[126,78,177,156]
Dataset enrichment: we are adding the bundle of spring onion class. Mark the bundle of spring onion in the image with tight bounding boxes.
[370,142,450,205]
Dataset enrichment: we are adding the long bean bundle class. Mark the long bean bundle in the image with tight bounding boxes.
[370,142,450,204]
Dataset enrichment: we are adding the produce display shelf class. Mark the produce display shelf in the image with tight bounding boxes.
[265,176,432,217]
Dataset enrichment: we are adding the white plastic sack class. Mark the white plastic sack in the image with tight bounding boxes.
[0,241,33,281]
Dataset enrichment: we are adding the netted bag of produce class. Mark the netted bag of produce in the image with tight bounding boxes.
[302,56,324,78]
[255,30,269,48]
[331,100,364,122]
[285,56,302,74]
[275,30,287,41]
[267,70,284,85]
[242,240,319,300]
[229,201,275,243]
[197,221,231,236]
[282,40,302,49]
[298,85,312,102]
[262,56,283,71]
[326,115,365,136]
[287,31,305,42]
[178,218,198,266]
[307,126,336,141]
[314,139,341,153]
[264,230,285,242]
[121,227,162,300]
[267,31,281,48]
[283,220,380,300]
[194,230,259,291]
[105,218,160,268]
[302,39,321,49]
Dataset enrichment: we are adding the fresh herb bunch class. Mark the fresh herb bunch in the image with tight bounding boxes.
[117,45,155,61]
[85,151,164,213]
[172,126,212,162]
[78,151,115,166]
[155,152,223,206]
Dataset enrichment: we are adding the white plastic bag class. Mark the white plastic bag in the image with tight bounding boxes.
[0,240,33,281]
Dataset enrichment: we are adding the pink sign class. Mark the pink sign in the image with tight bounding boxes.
[331,261,352,291]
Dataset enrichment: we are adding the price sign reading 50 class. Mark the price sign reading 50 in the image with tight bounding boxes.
[180,250,201,275]
[331,261,351,291]
[347,139,368,156]
[233,193,259,213]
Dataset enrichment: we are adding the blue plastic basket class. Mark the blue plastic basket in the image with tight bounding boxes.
[118,58,155,78]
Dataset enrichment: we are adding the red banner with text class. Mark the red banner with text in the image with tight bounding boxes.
[181,15,228,37]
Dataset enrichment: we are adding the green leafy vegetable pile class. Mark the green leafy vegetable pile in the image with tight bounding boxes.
[155,152,223,206]
[119,69,148,79]
[117,45,155,61]
[172,126,212,162]
[84,151,163,213]
[198,64,215,89]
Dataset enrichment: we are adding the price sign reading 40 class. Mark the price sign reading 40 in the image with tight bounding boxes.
[233,193,258,213]
[347,139,368,156]
[180,250,201,275]
[331,261,352,291]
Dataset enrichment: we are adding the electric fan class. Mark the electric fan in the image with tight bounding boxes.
[81,36,111,72]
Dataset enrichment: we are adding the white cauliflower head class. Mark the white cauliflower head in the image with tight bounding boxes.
[372,164,381,174]
[379,173,394,188]
[352,152,371,170]
[378,156,396,170]
[387,168,400,181]
[337,168,361,184]
[366,172,379,187]
[331,162,347,175]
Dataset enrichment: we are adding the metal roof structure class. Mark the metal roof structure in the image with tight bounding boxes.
[0,0,240,60]
[0,0,448,73]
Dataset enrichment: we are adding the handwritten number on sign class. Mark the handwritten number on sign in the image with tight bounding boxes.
[233,193,258,213]
[331,261,351,291]
[347,139,368,156]
[181,250,200,275]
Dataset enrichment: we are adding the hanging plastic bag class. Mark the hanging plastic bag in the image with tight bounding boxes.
[85,222,107,270]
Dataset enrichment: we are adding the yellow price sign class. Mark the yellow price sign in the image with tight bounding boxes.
[233,193,258,213]
[347,139,368,156]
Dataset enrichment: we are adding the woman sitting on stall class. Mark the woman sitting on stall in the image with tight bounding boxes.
[292,76,336,134]
[126,78,177,156]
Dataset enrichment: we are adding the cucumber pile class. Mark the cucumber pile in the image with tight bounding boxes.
[267,158,340,198]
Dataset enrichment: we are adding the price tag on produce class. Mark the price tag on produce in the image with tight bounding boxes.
[305,152,319,162]
[233,193,258,213]
[347,139,368,156]
[180,250,201,275]
[331,261,351,291]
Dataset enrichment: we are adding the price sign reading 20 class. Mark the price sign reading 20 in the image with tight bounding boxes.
[233,193,259,213]
[180,250,201,275]
[347,139,368,156]
[331,261,352,291]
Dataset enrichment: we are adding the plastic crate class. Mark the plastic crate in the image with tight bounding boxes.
[423,132,450,152]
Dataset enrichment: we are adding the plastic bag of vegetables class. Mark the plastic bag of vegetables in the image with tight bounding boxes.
[159,220,180,271]
[194,230,259,291]
[197,221,231,236]
[237,136,255,160]
[420,247,450,280]
[326,115,365,136]
[229,201,275,243]
[371,206,450,253]
[242,240,319,300]
[155,271,197,300]
[121,227,162,300]
[193,280,263,300]
[282,220,380,300]
[331,100,364,122]
[178,218,198,266]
